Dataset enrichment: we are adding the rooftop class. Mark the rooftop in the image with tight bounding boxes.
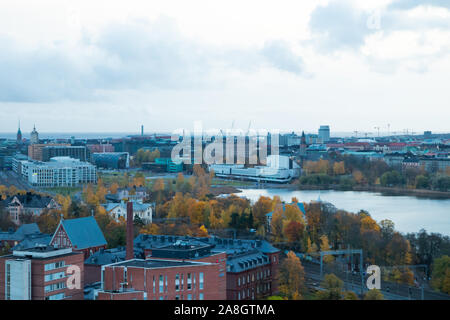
[108,258,212,269]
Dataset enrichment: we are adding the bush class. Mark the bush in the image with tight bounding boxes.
[380,171,404,187]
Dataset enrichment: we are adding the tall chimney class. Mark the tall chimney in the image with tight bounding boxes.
[126,202,134,260]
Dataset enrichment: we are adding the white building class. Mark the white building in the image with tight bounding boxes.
[15,157,97,187]
[209,155,300,183]
[102,201,153,223]
[318,125,330,143]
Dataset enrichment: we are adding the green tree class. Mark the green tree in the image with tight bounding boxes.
[431,255,450,294]
[315,274,344,300]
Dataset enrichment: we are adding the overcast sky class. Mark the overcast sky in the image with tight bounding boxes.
[0,0,449,135]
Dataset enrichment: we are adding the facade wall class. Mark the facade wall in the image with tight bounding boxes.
[0,252,84,300]
[100,262,226,300]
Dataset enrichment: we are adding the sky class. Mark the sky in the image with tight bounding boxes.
[0,0,449,135]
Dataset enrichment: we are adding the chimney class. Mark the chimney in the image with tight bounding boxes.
[126,202,134,260]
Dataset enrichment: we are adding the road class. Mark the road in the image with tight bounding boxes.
[302,261,450,300]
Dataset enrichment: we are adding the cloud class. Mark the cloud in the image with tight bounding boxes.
[0,17,307,103]
[389,0,450,10]
[308,1,376,52]
[261,40,305,75]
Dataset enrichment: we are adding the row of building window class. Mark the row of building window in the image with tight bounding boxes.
[236,283,271,300]
[44,271,66,282]
[151,272,204,294]
[45,281,66,293]
[237,269,271,287]
[44,261,65,271]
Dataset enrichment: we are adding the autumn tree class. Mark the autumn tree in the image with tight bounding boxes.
[320,235,334,263]
[278,251,306,299]
[270,206,284,242]
[333,161,346,175]
[252,196,274,228]
[364,289,384,300]
[315,274,344,300]
[284,220,305,243]
[431,255,450,294]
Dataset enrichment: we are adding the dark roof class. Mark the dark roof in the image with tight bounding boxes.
[3,193,55,209]
[14,223,41,237]
[134,234,280,257]
[58,216,107,249]
[227,250,270,273]
[85,247,127,265]
[12,234,52,251]
[0,223,43,242]
[110,259,210,269]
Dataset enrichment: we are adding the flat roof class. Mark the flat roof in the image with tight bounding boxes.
[12,246,74,259]
[107,259,212,269]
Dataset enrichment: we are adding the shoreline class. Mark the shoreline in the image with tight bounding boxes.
[212,182,450,199]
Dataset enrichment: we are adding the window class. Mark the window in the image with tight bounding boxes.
[238,292,240,300]
[153,276,156,294]
[159,275,164,293]
[199,272,204,290]
[165,275,168,293]
[187,273,192,290]
[175,274,180,291]
[187,294,192,300]
[238,278,241,286]
[199,293,204,300]
[181,274,184,290]
[45,281,66,293]
[46,293,65,300]
[45,261,65,271]
[45,271,65,282]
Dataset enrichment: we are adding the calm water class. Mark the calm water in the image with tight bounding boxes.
[235,189,450,236]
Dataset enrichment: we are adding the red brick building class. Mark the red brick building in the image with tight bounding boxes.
[97,258,226,300]
[50,216,107,259]
[0,246,84,300]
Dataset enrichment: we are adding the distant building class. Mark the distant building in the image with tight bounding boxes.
[50,216,107,259]
[318,125,330,143]
[1,193,60,225]
[28,143,69,161]
[106,186,148,203]
[0,223,45,250]
[42,146,90,162]
[209,155,300,183]
[87,144,114,153]
[30,125,39,145]
[0,246,84,300]
[16,122,22,144]
[15,157,97,187]
[102,201,152,223]
[91,152,130,169]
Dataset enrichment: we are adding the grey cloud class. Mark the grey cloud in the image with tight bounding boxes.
[309,0,450,53]
[0,18,307,103]
[261,40,304,75]
[309,1,375,52]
